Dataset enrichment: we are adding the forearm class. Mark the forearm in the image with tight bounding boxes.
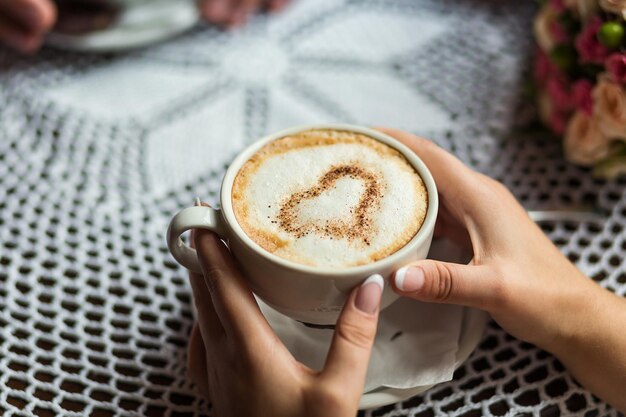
[550,285,626,412]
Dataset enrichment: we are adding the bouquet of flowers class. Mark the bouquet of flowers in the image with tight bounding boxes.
[534,0,626,178]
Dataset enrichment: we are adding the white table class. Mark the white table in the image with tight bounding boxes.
[0,1,623,416]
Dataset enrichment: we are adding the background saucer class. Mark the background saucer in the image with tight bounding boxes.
[47,0,199,52]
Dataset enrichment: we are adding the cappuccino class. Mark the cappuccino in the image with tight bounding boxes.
[232,129,428,268]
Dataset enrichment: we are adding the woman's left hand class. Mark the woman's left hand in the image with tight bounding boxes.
[0,0,56,53]
[187,226,383,417]
[198,0,290,28]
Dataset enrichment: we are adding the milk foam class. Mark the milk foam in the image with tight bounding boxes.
[232,130,428,268]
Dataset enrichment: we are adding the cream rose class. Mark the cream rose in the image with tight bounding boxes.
[564,0,600,19]
[534,6,559,52]
[564,111,612,166]
[593,77,626,140]
[576,0,600,19]
[599,0,626,19]
[564,0,578,8]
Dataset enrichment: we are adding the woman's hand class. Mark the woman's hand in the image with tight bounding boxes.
[198,0,290,28]
[186,215,383,416]
[0,0,289,53]
[380,128,626,412]
[0,0,56,53]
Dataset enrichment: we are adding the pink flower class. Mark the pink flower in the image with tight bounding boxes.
[547,76,574,112]
[572,79,594,115]
[549,20,570,43]
[534,48,557,85]
[576,17,610,64]
[550,0,567,12]
[606,53,626,84]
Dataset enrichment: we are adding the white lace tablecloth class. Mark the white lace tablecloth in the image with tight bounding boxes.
[0,0,624,416]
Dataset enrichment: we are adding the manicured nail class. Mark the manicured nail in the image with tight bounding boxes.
[355,274,384,314]
[194,197,201,206]
[394,266,424,292]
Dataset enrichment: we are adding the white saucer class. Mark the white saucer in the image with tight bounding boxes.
[358,239,489,408]
[46,0,199,52]
[263,238,488,409]
[359,306,489,409]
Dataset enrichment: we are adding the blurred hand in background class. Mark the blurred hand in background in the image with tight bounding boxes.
[198,0,290,28]
[0,0,57,53]
[0,0,291,53]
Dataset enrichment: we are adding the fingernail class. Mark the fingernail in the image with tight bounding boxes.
[394,266,424,292]
[194,197,201,206]
[355,274,384,314]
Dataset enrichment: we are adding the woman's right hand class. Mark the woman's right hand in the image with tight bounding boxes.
[379,128,626,412]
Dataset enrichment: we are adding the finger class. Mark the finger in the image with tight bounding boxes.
[198,0,234,24]
[393,260,504,310]
[53,0,119,35]
[189,201,225,347]
[0,13,37,52]
[189,268,225,346]
[227,0,258,27]
[375,127,483,214]
[434,203,472,250]
[322,274,382,396]
[194,228,275,345]
[376,127,518,249]
[187,323,210,399]
[267,0,289,11]
[0,0,56,32]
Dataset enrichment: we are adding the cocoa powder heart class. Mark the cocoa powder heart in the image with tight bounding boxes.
[277,164,383,245]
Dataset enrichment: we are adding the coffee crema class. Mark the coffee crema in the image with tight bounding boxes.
[231,129,428,268]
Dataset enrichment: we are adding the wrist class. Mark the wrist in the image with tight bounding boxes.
[544,279,609,359]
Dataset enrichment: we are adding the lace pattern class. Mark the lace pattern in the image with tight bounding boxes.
[0,0,623,416]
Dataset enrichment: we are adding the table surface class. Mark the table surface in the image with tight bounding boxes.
[1,0,625,416]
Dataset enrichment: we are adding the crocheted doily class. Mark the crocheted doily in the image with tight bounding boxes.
[0,0,623,416]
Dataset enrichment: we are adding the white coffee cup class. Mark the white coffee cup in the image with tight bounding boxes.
[166,124,438,325]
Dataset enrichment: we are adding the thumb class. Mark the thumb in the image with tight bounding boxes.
[321,275,382,393]
[392,260,502,309]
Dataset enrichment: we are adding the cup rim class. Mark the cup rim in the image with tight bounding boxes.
[219,123,439,277]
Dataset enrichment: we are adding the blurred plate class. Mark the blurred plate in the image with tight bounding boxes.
[47,0,199,52]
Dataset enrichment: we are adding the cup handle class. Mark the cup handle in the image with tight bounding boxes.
[166,206,227,273]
